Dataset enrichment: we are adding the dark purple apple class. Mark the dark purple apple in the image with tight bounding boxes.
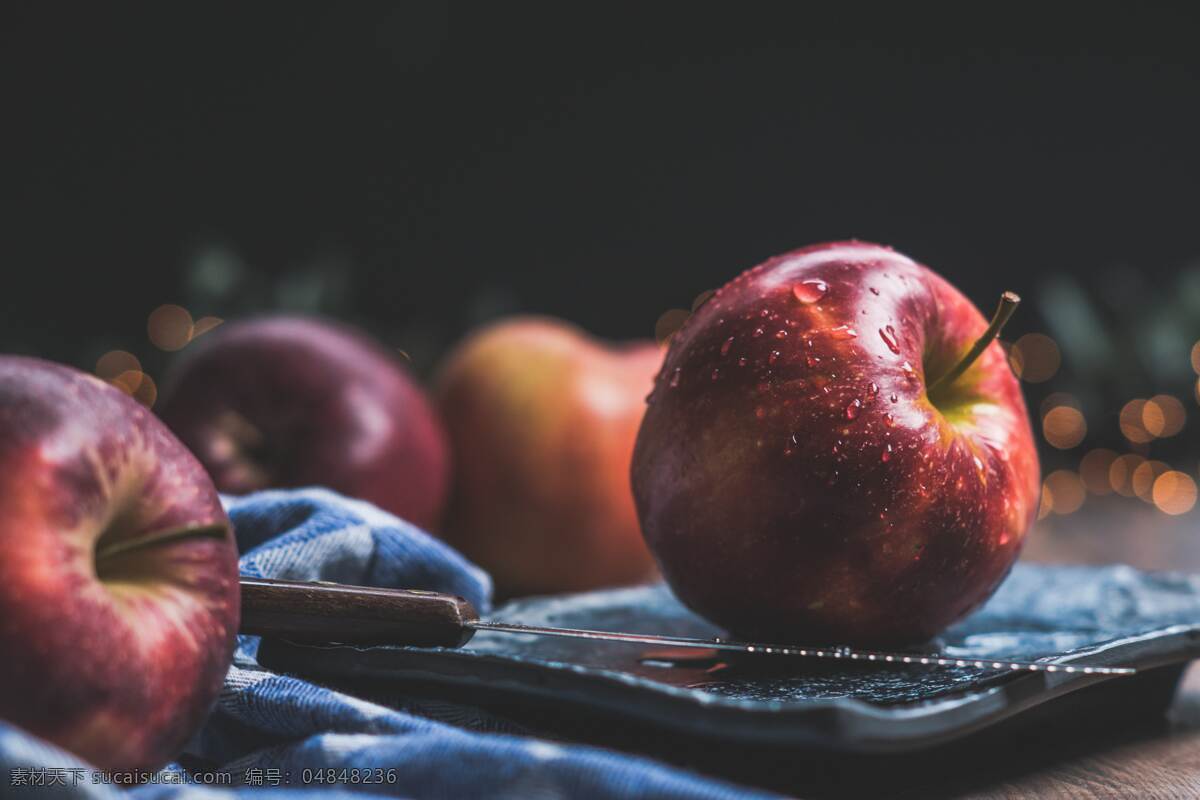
[0,356,239,770]
[632,241,1040,646]
[157,316,449,530]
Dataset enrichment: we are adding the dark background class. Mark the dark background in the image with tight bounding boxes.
[3,3,1200,463]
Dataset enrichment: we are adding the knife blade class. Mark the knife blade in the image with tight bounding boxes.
[237,576,1135,676]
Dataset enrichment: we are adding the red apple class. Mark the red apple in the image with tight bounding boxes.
[157,316,449,531]
[632,241,1039,646]
[0,356,239,770]
[435,317,662,596]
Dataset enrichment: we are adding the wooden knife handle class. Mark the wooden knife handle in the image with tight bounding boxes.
[238,576,479,647]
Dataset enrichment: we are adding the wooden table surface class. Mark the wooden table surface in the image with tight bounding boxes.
[843,499,1200,800]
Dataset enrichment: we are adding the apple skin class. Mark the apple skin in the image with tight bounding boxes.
[436,317,662,596]
[0,357,239,771]
[157,315,450,531]
[632,242,1040,646]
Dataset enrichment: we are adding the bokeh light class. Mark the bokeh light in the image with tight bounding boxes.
[1191,341,1200,375]
[1008,333,1060,383]
[1152,470,1197,515]
[1042,405,1087,449]
[95,350,141,380]
[1143,394,1185,437]
[1079,449,1118,495]
[1132,459,1170,502]
[1109,453,1145,497]
[1043,469,1085,515]
[1119,399,1154,444]
[148,304,195,351]
[109,370,157,407]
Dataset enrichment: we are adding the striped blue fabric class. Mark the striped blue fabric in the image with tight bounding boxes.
[1,489,773,799]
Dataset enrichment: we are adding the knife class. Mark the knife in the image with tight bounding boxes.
[238,576,1135,676]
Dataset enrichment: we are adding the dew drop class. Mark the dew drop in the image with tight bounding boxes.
[737,356,748,367]
[900,361,918,382]
[845,399,862,420]
[829,325,857,339]
[883,412,895,427]
[752,327,765,338]
[890,393,898,403]
[867,381,879,397]
[805,354,819,368]
[721,336,734,356]
[792,280,828,304]
[768,350,781,365]
[711,368,721,381]
[669,368,681,388]
[879,325,901,354]
[870,287,880,296]
[881,444,893,463]
[774,329,788,340]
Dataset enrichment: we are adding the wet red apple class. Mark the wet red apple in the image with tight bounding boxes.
[632,241,1039,646]
[0,357,239,770]
[436,317,662,596]
[157,316,449,531]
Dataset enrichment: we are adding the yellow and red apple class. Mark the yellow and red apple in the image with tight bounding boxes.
[436,317,662,596]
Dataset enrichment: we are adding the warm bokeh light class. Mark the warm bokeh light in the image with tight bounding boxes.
[1109,453,1145,497]
[1043,470,1085,515]
[1192,341,1200,375]
[1152,471,1197,515]
[1132,459,1170,503]
[1042,405,1086,449]
[191,316,224,338]
[1119,399,1153,444]
[148,304,195,351]
[1039,392,1079,418]
[109,370,157,407]
[1143,394,1185,437]
[95,350,141,380]
[1008,333,1060,383]
[1037,483,1053,520]
[1079,449,1118,495]
[654,308,691,345]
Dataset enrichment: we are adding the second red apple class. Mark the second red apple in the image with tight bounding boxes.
[435,317,662,596]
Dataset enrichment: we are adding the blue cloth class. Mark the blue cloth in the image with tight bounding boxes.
[1,489,774,799]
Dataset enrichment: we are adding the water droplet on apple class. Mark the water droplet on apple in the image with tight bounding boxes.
[711,368,721,381]
[752,327,765,338]
[829,325,857,339]
[890,393,898,403]
[721,336,734,356]
[737,356,748,367]
[879,325,901,354]
[845,399,862,420]
[805,354,819,368]
[774,329,788,340]
[867,381,879,397]
[792,280,828,304]
[669,368,681,388]
[900,361,918,382]
[883,413,895,427]
[870,287,880,296]
[768,350,780,365]
[881,444,893,462]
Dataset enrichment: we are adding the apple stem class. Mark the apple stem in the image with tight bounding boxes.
[927,291,1021,396]
[94,521,230,564]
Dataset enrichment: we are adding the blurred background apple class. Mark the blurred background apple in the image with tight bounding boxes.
[157,315,450,530]
[435,317,662,596]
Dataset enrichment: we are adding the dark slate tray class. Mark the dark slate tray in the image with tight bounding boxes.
[258,564,1200,756]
